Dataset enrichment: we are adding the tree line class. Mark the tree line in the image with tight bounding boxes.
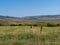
[0,23,60,26]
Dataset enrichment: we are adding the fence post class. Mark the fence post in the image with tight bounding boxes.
[40,25,43,33]
[30,26,32,28]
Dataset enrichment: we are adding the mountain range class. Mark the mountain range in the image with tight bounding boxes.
[0,15,60,22]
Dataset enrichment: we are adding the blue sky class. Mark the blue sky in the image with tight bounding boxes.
[0,0,60,17]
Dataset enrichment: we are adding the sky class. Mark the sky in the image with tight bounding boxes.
[0,0,60,17]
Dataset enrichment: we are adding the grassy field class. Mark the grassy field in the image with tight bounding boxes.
[0,26,60,45]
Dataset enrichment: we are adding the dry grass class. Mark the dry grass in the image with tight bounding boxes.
[0,26,60,45]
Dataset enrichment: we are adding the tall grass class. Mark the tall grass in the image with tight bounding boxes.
[0,26,60,45]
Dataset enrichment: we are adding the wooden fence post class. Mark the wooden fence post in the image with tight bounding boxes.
[30,26,32,28]
[40,25,43,33]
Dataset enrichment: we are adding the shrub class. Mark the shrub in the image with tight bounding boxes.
[33,24,38,26]
[0,24,4,26]
[10,24,17,26]
[57,24,60,26]
[18,24,22,26]
[47,23,55,27]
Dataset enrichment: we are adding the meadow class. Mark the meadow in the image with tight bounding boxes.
[0,26,60,45]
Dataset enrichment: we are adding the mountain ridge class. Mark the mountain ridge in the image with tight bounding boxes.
[0,15,60,21]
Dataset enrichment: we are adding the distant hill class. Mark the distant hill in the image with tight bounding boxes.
[21,15,60,22]
[0,15,21,21]
[0,15,60,22]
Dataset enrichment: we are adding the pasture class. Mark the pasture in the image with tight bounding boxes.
[0,26,60,45]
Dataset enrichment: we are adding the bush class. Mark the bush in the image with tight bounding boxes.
[0,24,4,26]
[57,24,60,26]
[23,24,33,26]
[10,24,17,26]
[22,24,40,26]
[33,24,38,26]
[18,24,22,26]
[47,23,55,27]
